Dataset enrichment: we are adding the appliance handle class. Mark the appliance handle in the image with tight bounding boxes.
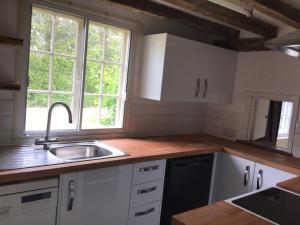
[256,169,263,190]
[135,208,155,217]
[174,159,212,167]
[67,180,75,211]
[243,166,250,186]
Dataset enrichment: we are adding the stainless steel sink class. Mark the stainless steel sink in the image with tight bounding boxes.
[49,142,127,162]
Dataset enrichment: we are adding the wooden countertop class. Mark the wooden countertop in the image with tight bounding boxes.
[1,134,300,184]
[172,202,272,225]
[277,176,300,194]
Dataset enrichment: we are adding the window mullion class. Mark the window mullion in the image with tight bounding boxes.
[48,15,56,109]
[78,18,90,130]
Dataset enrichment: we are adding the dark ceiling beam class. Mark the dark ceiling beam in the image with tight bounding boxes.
[107,0,240,39]
[157,0,278,38]
[240,0,300,29]
[215,38,270,51]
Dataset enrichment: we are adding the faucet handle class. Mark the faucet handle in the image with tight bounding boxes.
[35,137,59,150]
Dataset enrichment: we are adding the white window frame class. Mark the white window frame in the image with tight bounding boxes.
[14,0,138,140]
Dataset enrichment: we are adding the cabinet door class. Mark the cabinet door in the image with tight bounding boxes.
[252,163,297,191]
[162,35,205,102]
[214,153,255,201]
[202,45,237,103]
[57,164,133,225]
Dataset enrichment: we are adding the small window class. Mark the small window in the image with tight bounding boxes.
[25,7,130,133]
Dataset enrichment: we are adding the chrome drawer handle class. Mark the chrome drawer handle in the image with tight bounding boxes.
[195,77,201,98]
[135,208,155,217]
[139,165,159,172]
[137,186,157,195]
[256,169,263,190]
[243,166,250,186]
[67,180,75,211]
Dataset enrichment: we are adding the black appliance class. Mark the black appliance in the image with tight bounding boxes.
[160,154,214,225]
[232,187,300,225]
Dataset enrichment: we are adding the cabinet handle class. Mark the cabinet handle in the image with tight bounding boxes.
[195,77,201,98]
[243,166,250,186]
[67,180,75,211]
[256,169,263,190]
[135,207,155,217]
[137,186,157,194]
[203,78,208,98]
[139,165,159,172]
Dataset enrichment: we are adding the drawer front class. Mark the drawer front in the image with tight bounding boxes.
[133,160,166,185]
[128,201,161,225]
[130,180,164,208]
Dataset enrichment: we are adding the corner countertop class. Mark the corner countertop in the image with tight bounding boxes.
[1,134,300,185]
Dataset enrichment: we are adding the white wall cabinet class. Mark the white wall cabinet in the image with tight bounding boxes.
[214,153,255,202]
[57,164,133,225]
[214,153,297,201]
[138,33,237,103]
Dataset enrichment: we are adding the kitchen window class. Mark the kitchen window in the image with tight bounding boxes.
[25,6,130,133]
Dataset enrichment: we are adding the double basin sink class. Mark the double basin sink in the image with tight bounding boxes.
[49,142,127,162]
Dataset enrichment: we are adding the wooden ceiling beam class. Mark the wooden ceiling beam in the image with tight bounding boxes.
[215,37,270,51]
[157,0,278,38]
[240,0,300,29]
[107,0,240,39]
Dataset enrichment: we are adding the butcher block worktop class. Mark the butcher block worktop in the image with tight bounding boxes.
[172,201,272,225]
[1,134,300,184]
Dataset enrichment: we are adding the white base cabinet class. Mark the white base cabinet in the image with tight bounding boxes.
[214,153,297,201]
[214,153,255,202]
[128,160,166,225]
[57,164,133,225]
[253,163,297,191]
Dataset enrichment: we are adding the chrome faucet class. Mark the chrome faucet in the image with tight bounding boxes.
[35,102,73,150]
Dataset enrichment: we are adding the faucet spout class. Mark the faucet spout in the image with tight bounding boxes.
[35,102,73,149]
[45,102,73,141]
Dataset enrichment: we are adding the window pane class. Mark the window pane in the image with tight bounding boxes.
[87,23,104,60]
[105,28,124,63]
[84,61,102,94]
[50,94,75,130]
[28,52,50,90]
[82,95,100,129]
[52,56,74,92]
[100,97,117,127]
[103,64,120,95]
[54,16,78,56]
[51,93,72,106]
[25,92,48,131]
[30,10,52,52]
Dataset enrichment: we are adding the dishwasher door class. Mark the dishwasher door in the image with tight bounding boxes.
[160,154,214,225]
[0,187,58,225]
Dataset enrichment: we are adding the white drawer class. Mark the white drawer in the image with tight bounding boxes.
[132,160,166,185]
[128,201,161,225]
[130,180,164,208]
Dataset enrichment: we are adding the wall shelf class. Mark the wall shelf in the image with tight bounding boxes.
[0,82,21,91]
[0,36,23,46]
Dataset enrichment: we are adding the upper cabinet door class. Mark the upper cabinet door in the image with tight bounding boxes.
[252,163,297,191]
[214,153,255,202]
[57,164,133,225]
[138,33,237,103]
[161,34,205,102]
[202,45,238,103]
